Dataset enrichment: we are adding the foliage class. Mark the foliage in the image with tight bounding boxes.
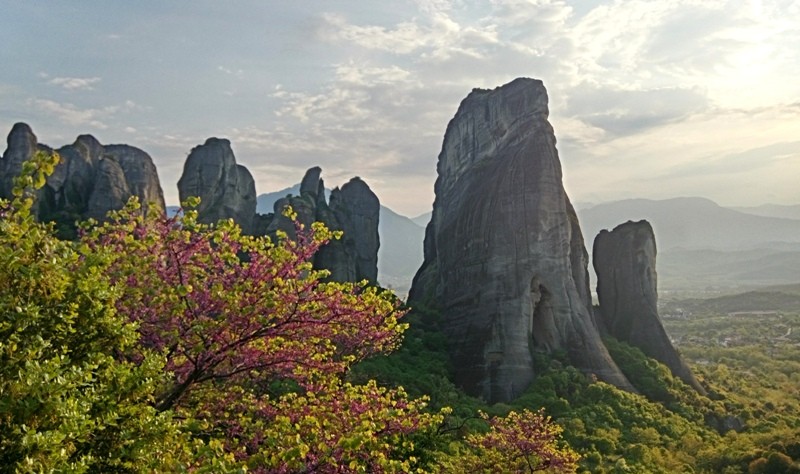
[0,153,454,472]
[450,409,579,473]
[76,198,451,471]
[7,151,736,473]
[84,201,406,410]
[366,290,800,474]
[0,151,192,472]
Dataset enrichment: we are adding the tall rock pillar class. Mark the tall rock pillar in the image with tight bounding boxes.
[593,220,706,394]
[409,78,632,402]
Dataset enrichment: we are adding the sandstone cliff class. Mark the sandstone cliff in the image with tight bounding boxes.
[0,123,165,237]
[593,220,706,394]
[177,138,256,234]
[409,78,632,402]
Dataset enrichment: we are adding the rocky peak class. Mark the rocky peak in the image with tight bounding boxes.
[436,78,551,200]
[104,145,166,212]
[177,137,256,234]
[73,134,104,161]
[329,177,380,283]
[409,78,632,403]
[265,167,380,285]
[6,122,38,159]
[0,123,165,238]
[0,123,39,200]
[593,220,706,394]
[300,166,323,198]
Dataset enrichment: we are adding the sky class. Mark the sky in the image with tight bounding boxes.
[1,0,799,217]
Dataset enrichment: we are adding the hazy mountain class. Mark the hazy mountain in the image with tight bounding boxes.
[178,191,800,294]
[377,206,424,295]
[577,197,800,291]
[732,203,800,220]
[256,186,423,295]
[578,197,800,252]
[410,212,432,227]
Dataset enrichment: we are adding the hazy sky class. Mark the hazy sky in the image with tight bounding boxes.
[1,0,798,216]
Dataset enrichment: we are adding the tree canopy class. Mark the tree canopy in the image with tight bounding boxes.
[0,151,576,473]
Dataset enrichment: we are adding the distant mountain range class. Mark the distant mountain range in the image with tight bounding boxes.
[177,192,800,295]
[577,197,800,251]
[730,203,800,220]
[576,197,800,291]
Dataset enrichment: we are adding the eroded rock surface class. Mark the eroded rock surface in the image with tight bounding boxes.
[177,138,256,234]
[0,123,165,236]
[0,123,41,202]
[593,220,706,394]
[409,78,632,402]
[266,168,380,284]
[329,178,379,283]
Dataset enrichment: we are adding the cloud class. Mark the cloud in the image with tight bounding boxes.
[319,6,501,62]
[217,66,244,77]
[47,76,102,91]
[661,140,800,179]
[27,98,139,130]
[272,61,424,126]
[263,0,800,211]
[319,13,431,55]
[29,99,111,129]
[565,85,709,136]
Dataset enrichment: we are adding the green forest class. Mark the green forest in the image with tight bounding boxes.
[2,153,800,473]
[356,286,800,473]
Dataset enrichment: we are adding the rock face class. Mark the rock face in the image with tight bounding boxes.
[175,139,380,284]
[328,178,380,283]
[0,123,41,203]
[0,123,165,236]
[267,168,380,284]
[593,220,706,394]
[177,138,256,234]
[408,78,632,403]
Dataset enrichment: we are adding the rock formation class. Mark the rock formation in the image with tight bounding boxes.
[0,123,165,237]
[0,123,42,205]
[328,178,380,283]
[408,78,632,403]
[266,167,380,284]
[593,220,706,394]
[175,138,380,285]
[177,138,256,234]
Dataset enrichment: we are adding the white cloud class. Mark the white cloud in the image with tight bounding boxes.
[277,0,800,212]
[565,84,709,136]
[27,98,140,130]
[29,99,112,129]
[217,66,244,77]
[47,76,102,91]
[12,1,797,213]
[320,13,431,55]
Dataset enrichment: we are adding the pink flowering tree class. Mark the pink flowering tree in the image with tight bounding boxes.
[82,200,444,472]
[441,408,579,473]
